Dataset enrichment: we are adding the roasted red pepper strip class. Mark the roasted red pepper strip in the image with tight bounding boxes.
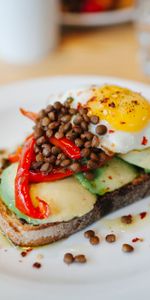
[29,168,74,183]
[29,165,88,183]
[8,146,22,163]
[50,137,81,160]
[15,136,50,219]
[8,135,36,163]
[20,108,38,122]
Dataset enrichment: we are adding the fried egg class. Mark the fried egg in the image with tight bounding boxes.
[59,85,150,154]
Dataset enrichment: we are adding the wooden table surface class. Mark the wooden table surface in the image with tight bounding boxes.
[0,23,149,85]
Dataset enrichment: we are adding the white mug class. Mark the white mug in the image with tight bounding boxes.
[0,0,59,64]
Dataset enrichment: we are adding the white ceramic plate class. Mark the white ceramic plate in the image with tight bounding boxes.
[0,76,150,300]
[61,7,135,26]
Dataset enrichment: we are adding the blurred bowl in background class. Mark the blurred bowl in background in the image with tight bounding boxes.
[61,0,135,26]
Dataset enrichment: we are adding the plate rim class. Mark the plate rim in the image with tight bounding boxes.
[0,74,149,90]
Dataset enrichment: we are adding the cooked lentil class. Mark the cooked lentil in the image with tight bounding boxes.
[41,117,50,127]
[64,253,74,265]
[73,115,83,125]
[89,236,100,245]
[90,152,99,161]
[84,141,92,148]
[84,230,95,239]
[121,215,132,224]
[61,115,71,123]
[51,146,61,155]
[36,153,44,162]
[60,159,71,167]
[91,136,100,147]
[83,131,93,140]
[87,160,97,170]
[33,262,42,269]
[46,129,53,138]
[90,115,99,124]
[53,101,62,110]
[74,254,87,263]
[75,138,84,147]
[54,131,64,139]
[36,136,46,146]
[122,244,134,253]
[48,111,56,121]
[42,145,51,157]
[105,234,116,243]
[81,121,88,131]
[69,162,81,173]
[40,162,52,172]
[96,125,107,135]
[80,148,90,158]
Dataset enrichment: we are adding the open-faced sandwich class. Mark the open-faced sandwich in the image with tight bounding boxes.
[0,84,150,247]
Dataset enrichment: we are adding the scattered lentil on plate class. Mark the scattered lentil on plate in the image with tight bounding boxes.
[121,215,132,224]
[105,234,116,243]
[32,262,42,269]
[122,244,134,253]
[84,230,95,239]
[64,253,74,265]
[89,235,100,245]
[74,255,87,264]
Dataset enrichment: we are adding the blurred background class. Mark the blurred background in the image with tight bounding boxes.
[0,0,149,84]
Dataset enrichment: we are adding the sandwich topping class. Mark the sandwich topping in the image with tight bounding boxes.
[1,84,150,224]
[31,97,111,175]
[15,135,50,219]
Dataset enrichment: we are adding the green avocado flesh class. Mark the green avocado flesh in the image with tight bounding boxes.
[75,157,139,195]
[0,163,42,225]
[119,148,150,172]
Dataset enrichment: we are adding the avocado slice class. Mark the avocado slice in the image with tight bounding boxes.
[119,148,150,172]
[0,163,41,225]
[75,157,139,195]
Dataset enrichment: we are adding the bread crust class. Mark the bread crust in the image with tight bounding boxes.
[0,174,150,247]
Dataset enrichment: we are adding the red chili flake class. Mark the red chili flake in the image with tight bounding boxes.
[77,103,82,110]
[33,262,42,269]
[120,121,126,124]
[21,248,32,257]
[88,96,96,103]
[109,130,115,134]
[108,176,112,180]
[141,136,148,146]
[140,212,147,219]
[109,102,116,108]
[132,237,143,243]
[132,100,138,105]
[101,98,109,103]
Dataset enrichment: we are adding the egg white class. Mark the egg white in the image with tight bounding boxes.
[57,87,150,154]
[89,121,150,154]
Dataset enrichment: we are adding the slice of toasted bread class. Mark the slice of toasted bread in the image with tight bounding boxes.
[0,174,150,247]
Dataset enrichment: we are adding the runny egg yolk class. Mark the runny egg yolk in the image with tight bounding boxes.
[87,85,150,133]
